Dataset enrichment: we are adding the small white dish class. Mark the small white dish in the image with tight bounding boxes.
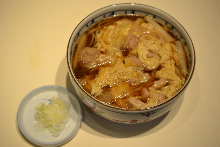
[17,85,82,146]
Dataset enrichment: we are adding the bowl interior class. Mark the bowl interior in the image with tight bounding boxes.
[67,3,195,111]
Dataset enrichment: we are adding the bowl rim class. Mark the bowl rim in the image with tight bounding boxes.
[67,3,196,112]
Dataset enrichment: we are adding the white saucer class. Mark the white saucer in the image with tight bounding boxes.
[17,85,82,146]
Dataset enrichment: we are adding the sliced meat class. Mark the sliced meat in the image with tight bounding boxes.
[140,87,149,102]
[127,55,144,67]
[151,78,169,90]
[128,36,138,49]
[127,97,148,109]
[80,47,101,68]
[156,93,167,103]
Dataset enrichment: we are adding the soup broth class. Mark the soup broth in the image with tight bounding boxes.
[72,15,189,110]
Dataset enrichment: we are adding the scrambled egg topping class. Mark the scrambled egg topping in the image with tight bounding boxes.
[77,17,187,108]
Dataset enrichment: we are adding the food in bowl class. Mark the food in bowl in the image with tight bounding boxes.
[67,3,195,123]
[71,15,189,110]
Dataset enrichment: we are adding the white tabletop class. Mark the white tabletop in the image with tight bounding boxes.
[1,0,220,146]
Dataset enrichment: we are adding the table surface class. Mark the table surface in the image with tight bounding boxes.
[1,0,220,146]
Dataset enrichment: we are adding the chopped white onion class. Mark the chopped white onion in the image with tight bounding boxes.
[175,41,188,75]
[123,18,142,48]
[145,16,174,42]
[34,97,70,137]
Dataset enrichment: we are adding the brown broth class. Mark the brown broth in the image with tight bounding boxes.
[72,15,188,109]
